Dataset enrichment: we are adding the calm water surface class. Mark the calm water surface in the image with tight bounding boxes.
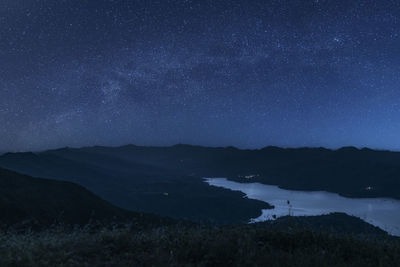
[205,178,400,236]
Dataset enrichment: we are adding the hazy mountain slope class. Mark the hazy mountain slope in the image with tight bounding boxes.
[0,150,270,224]
[0,168,138,226]
[44,144,400,199]
[234,146,400,199]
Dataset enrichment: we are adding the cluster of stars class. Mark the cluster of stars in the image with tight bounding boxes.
[1,0,400,152]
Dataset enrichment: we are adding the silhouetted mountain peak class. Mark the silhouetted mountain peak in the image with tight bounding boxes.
[261,146,284,151]
[337,146,359,152]
[118,144,138,149]
[172,144,201,148]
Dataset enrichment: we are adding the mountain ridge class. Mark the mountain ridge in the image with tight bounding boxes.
[2,143,397,155]
[0,168,145,227]
[1,144,400,223]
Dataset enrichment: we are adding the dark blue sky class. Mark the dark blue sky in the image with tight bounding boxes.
[1,0,400,152]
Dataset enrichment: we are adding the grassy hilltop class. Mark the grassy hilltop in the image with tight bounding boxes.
[0,219,399,267]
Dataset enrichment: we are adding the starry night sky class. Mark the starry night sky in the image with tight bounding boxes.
[1,0,400,152]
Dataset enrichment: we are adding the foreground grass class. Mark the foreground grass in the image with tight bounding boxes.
[0,223,399,267]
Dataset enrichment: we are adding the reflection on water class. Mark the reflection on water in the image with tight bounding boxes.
[205,178,400,236]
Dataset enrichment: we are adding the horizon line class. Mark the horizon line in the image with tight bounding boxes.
[0,143,397,155]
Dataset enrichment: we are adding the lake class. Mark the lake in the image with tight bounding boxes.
[204,178,400,236]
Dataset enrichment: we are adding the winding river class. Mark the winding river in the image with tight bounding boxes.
[205,178,400,236]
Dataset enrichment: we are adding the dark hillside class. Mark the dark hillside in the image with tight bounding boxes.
[0,168,162,227]
[0,219,398,267]
[0,151,270,224]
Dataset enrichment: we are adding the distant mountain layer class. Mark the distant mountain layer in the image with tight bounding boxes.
[0,144,399,223]
[0,168,158,227]
[0,146,271,223]
[0,167,392,238]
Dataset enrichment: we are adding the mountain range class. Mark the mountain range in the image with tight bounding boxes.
[0,145,399,266]
[1,144,399,223]
[0,166,390,238]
